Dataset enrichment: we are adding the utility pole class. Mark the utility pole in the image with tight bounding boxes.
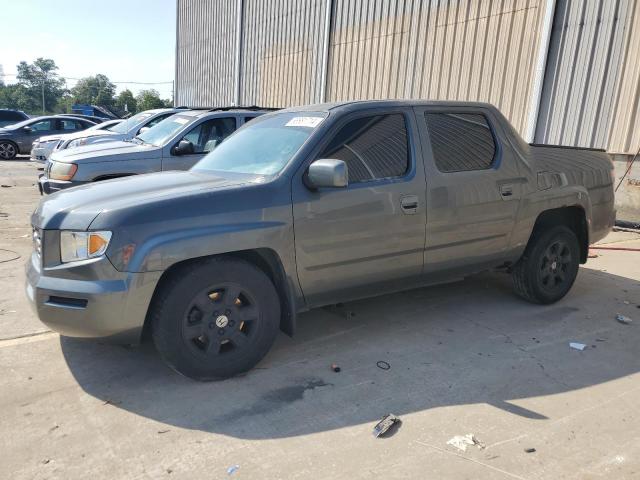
[41,77,45,115]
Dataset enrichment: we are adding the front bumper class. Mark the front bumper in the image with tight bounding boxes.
[38,174,86,195]
[25,249,162,344]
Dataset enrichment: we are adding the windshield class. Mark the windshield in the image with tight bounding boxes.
[193,112,326,175]
[135,114,192,146]
[108,112,153,134]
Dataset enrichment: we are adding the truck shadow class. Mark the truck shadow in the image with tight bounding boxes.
[60,266,640,439]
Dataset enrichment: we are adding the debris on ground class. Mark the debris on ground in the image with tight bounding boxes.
[587,250,599,258]
[157,429,170,434]
[616,314,633,325]
[227,465,240,475]
[376,360,391,370]
[446,434,486,451]
[331,363,341,373]
[569,342,587,351]
[372,414,401,438]
[623,300,630,305]
[524,447,537,453]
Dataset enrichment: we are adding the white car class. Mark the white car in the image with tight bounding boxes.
[51,108,184,155]
[31,119,123,163]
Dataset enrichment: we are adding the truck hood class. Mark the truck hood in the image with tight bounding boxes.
[31,170,254,230]
[50,140,157,163]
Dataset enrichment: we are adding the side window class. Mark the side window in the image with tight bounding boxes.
[30,120,53,132]
[180,117,236,154]
[319,114,409,183]
[424,113,496,172]
[145,113,172,130]
[59,119,80,131]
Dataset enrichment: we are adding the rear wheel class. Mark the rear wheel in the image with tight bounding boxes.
[0,142,17,160]
[151,258,280,380]
[512,226,580,304]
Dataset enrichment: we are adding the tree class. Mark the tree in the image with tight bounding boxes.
[15,58,66,113]
[136,89,166,111]
[71,74,116,106]
[115,89,137,114]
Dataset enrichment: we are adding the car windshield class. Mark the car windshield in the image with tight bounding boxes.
[193,112,326,175]
[135,114,193,146]
[108,112,153,134]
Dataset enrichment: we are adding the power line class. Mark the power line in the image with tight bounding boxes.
[0,73,173,85]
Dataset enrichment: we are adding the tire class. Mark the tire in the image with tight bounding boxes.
[512,225,580,304]
[0,141,18,160]
[151,257,281,381]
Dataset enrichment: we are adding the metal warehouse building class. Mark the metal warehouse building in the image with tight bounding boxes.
[175,0,640,218]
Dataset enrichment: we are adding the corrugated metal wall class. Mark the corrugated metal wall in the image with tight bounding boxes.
[240,0,329,107]
[175,0,640,154]
[175,0,238,107]
[535,0,633,151]
[326,0,546,134]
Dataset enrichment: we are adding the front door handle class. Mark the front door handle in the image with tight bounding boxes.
[400,195,419,214]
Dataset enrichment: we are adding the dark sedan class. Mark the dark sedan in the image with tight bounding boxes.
[0,116,95,160]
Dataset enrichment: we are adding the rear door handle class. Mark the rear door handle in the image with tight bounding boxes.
[400,195,419,214]
[500,184,514,198]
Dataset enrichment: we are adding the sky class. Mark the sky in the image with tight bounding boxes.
[1,0,176,99]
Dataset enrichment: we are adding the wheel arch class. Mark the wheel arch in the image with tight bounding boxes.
[0,139,19,156]
[142,248,297,341]
[529,206,589,263]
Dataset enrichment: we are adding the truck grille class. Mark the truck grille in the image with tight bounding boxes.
[32,228,42,258]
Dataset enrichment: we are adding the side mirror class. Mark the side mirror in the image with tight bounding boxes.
[173,139,194,156]
[23,126,32,132]
[138,126,150,135]
[306,159,348,189]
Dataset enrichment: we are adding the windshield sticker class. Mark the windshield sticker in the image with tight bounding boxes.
[285,117,323,128]
[173,118,189,125]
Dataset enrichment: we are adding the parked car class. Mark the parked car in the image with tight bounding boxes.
[58,113,111,124]
[0,116,95,160]
[0,109,29,128]
[31,119,124,163]
[26,100,615,381]
[38,108,271,194]
[51,108,185,153]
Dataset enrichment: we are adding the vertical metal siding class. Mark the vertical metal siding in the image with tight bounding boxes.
[175,0,237,107]
[608,0,640,154]
[240,0,329,107]
[535,0,633,152]
[325,0,546,135]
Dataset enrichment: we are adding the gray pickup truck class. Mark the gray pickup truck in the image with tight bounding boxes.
[26,100,615,381]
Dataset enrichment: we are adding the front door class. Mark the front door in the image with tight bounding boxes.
[19,119,57,153]
[163,117,237,171]
[414,106,523,274]
[292,110,427,307]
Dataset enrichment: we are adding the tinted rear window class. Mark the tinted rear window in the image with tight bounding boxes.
[425,113,496,172]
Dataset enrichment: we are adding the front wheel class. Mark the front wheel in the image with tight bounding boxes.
[151,258,281,381]
[512,226,580,304]
[0,142,17,160]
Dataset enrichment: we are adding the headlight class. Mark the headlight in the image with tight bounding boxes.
[49,161,78,181]
[60,231,112,263]
[68,138,88,148]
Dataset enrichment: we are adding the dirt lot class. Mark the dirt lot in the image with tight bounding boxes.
[1,158,639,479]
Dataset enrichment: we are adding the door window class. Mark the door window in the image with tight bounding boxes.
[424,113,496,172]
[30,120,53,131]
[59,119,81,131]
[180,118,235,154]
[319,114,409,183]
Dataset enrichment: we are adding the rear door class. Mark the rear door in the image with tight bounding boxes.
[162,116,237,171]
[291,109,427,307]
[414,106,523,273]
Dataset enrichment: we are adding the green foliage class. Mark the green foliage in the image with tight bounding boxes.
[115,89,137,113]
[136,89,166,111]
[0,58,173,115]
[70,74,116,106]
[1,58,68,113]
